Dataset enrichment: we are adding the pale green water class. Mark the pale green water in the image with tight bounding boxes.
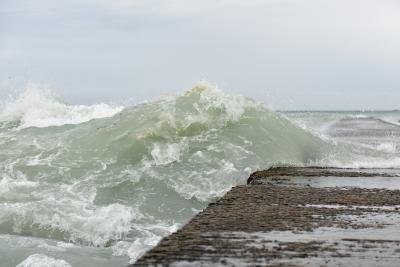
[1,83,399,266]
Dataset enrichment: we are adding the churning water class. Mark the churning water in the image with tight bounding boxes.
[1,82,400,266]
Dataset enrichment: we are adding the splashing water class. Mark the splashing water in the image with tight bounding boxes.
[1,82,399,266]
[0,83,123,129]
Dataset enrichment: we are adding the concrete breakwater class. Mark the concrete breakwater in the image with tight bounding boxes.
[132,167,400,266]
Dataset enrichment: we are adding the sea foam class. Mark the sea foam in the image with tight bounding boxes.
[0,83,123,129]
[16,254,71,267]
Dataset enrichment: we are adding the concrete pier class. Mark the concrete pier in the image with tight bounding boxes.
[132,167,400,266]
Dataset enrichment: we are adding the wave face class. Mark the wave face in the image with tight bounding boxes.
[0,82,380,266]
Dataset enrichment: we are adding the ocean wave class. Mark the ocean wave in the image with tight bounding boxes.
[0,82,360,263]
[0,83,123,129]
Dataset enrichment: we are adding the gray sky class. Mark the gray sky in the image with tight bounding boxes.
[1,0,400,110]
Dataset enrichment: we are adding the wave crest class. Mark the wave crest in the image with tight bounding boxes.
[0,83,123,129]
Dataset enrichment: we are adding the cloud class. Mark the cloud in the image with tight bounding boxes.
[1,0,400,109]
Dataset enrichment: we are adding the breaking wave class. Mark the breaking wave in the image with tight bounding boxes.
[3,81,395,265]
[0,83,123,129]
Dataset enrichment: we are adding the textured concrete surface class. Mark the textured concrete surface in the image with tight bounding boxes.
[132,167,400,267]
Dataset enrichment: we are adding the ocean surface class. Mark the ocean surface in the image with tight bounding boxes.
[1,82,400,267]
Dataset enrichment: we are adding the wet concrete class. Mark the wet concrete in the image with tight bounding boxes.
[328,117,400,138]
[326,117,400,150]
[132,167,400,266]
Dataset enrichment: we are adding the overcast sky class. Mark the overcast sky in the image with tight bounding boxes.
[1,0,400,110]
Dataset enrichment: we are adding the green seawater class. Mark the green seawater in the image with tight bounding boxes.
[1,83,399,266]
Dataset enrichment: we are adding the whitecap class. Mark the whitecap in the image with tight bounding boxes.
[151,143,182,166]
[0,83,123,129]
[16,254,71,267]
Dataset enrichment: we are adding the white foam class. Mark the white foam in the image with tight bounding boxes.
[347,114,370,119]
[0,174,38,201]
[0,83,123,129]
[80,203,136,246]
[186,81,250,123]
[381,115,400,126]
[112,222,180,263]
[151,143,182,165]
[16,254,71,267]
[376,142,397,153]
[0,199,137,248]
